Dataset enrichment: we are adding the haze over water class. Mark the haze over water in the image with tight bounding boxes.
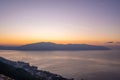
[0,50,120,80]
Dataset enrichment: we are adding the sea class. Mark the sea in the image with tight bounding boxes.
[0,50,120,80]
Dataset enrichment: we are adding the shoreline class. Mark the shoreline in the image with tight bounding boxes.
[0,57,73,80]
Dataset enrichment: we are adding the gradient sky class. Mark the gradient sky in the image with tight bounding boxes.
[0,0,120,45]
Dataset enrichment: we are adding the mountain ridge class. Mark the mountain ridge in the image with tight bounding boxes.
[0,42,110,50]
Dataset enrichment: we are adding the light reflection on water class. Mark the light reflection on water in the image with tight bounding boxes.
[0,50,120,80]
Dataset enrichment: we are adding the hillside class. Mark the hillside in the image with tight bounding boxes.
[0,57,73,80]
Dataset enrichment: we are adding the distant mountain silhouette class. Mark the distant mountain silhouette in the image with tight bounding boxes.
[0,42,110,50]
[18,42,110,50]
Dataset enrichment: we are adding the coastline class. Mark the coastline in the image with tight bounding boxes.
[0,57,73,80]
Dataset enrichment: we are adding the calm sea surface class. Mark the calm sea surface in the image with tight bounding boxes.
[0,50,120,80]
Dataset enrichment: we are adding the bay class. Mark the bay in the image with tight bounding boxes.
[0,50,120,80]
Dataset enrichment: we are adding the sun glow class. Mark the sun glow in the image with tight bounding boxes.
[1,34,110,46]
[0,0,120,46]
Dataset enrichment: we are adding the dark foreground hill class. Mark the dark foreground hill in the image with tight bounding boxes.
[0,42,110,50]
[0,57,73,80]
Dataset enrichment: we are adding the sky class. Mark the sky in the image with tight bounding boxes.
[0,0,120,46]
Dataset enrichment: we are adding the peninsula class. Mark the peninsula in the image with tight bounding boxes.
[0,57,73,80]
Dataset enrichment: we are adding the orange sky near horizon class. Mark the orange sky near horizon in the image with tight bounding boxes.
[1,34,119,46]
[0,38,104,46]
